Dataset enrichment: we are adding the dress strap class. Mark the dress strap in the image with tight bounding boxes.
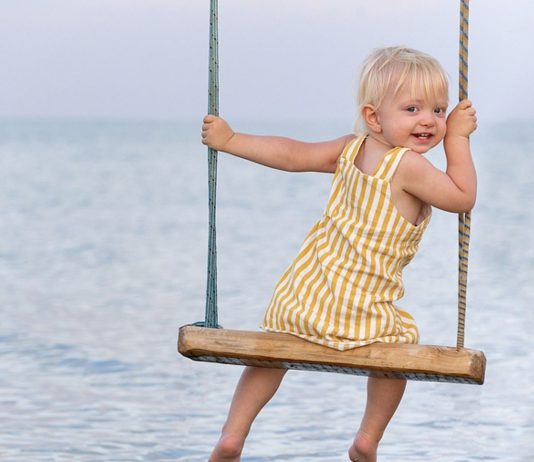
[374,147,410,181]
[341,135,366,164]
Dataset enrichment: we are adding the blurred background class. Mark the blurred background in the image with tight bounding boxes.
[1,1,533,461]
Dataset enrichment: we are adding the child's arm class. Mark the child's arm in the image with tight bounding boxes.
[398,100,478,212]
[201,115,354,173]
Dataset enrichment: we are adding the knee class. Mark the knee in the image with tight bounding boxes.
[349,431,377,462]
[354,434,375,456]
[211,434,244,460]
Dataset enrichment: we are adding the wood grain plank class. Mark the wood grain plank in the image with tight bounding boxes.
[178,326,485,384]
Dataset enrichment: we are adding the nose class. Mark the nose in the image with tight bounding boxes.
[419,110,436,127]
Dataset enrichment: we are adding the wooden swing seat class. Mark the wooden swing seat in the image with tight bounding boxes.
[178,325,486,384]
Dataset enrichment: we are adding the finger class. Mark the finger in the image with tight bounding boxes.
[459,99,472,109]
[203,114,215,123]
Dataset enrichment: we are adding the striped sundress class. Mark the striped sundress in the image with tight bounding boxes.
[262,135,431,351]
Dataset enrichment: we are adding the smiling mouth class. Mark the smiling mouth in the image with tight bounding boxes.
[413,133,433,140]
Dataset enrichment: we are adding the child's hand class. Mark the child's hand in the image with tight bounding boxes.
[446,99,478,139]
[201,115,235,151]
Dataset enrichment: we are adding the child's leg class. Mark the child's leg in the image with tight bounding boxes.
[209,366,287,462]
[348,377,407,462]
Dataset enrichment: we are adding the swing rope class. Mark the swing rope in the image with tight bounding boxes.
[457,0,470,348]
[202,0,220,329]
[200,0,473,349]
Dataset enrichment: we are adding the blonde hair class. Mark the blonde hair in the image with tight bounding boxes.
[355,46,449,133]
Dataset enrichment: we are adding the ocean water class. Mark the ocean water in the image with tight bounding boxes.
[1,118,533,461]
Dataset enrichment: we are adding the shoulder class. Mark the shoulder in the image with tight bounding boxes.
[339,134,358,149]
[396,149,437,181]
[334,134,359,160]
[314,134,357,173]
[392,149,444,199]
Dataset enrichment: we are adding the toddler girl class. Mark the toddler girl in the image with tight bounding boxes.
[201,46,477,462]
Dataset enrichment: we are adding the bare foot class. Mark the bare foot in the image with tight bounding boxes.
[348,431,377,462]
[208,434,244,462]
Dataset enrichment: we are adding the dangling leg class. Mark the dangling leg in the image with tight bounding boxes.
[209,366,287,462]
[348,377,407,462]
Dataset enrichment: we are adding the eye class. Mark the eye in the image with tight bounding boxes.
[434,107,447,115]
[406,106,418,113]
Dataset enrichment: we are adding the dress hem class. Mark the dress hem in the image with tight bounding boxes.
[261,325,419,352]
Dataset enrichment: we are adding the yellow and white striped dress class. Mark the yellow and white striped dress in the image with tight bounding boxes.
[262,135,431,351]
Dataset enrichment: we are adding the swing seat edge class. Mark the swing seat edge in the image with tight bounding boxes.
[178,325,486,385]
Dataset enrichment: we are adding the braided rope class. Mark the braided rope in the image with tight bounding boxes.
[457,0,470,348]
[202,0,220,328]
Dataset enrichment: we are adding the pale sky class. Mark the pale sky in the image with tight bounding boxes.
[2,0,533,124]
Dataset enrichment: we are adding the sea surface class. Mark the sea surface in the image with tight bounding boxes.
[1,118,533,461]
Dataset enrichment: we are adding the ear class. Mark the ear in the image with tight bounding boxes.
[362,105,382,133]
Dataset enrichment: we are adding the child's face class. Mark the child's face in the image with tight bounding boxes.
[374,83,448,154]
